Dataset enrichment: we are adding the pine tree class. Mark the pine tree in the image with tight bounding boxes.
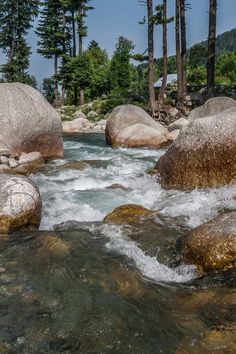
[36,0,65,105]
[0,0,38,82]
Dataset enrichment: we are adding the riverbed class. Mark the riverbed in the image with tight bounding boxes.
[0,133,235,353]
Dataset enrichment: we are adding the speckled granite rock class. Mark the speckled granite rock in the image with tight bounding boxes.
[183,212,236,271]
[156,107,236,190]
[0,83,63,158]
[0,174,42,233]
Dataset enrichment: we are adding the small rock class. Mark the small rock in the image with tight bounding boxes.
[96,119,107,126]
[87,111,99,119]
[168,107,179,118]
[0,165,10,172]
[8,158,19,168]
[0,156,9,164]
[166,129,180,142]
[0,148,11,157]
[103,204,156,225]
[19,152,42,165]
[168,117,189,132]
[74,110,87,120]
[38,234,71,258]
[93,125,103,132]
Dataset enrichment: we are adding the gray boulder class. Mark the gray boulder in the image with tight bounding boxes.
[188,96,236,121]
[156,107,236,190]
[62,118,84,133]
[0,83,63,158]
[168,117,189,132]
[106,104,168,148]
[74,110,87,120]
[87,111,99,119]
[0,174,42,233]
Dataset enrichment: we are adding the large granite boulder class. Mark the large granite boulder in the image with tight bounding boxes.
[183,212,236,272]
[155,107,236,190]
[0,83,63,158]
[105,105,168,148]
[188,96,236,122]
[0,174,42,233]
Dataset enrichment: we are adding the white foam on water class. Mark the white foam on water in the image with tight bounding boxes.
[99,224,196,283]
[158,186,236,228]
[34,137,236,231]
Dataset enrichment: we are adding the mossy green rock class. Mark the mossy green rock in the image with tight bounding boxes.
[183,212,236,271]
[103,204,155,225]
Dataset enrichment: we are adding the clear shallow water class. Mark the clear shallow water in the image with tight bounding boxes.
[0,134,235,353]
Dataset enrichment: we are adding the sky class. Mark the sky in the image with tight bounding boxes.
[25,0,236,84]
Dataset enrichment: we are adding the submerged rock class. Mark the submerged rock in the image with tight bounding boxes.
[183,212,236,272]
[105,104,168,148]
[156,107,236,190]
[0,174,42,233]
[0,83,63,158]
[103,204,155,225]
[38,234,71,258]
[188,96,236,121]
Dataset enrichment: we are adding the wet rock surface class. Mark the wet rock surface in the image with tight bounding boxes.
[156,107,236,190]
[103,204,156,225]
[183,212,236,271]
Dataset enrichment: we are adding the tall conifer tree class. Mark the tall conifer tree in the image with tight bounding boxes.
[0,0,38,82]
[36,0,65,105]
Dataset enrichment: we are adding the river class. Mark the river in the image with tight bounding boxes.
[0,133,235,353]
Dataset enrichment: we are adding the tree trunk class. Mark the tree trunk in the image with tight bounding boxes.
[159,0,168,104]
[71,9,76,57]
[78,10,85,106]
[207,0,217,98]
[147,0,156,116]
[180,0,187,98]
[54,55,60,107]
[175,0,183,104]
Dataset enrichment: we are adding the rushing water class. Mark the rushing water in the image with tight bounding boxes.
[0,133,236,353]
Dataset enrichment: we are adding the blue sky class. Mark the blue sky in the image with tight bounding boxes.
[26,0,236,84]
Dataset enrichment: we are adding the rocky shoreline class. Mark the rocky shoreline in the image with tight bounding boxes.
[0,83,235,276]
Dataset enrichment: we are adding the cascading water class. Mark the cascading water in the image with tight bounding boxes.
[33,134,236,283]
[0,133,235,353]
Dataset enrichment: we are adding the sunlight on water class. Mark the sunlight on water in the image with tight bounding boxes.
[33,134,236,231]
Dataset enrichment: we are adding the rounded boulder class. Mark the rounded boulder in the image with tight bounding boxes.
[0,174,42,233]
[105,104,168,148]
[183,212,236,272]
[0,83,63,158]
[188,96,236,122]
[156,107,236,190]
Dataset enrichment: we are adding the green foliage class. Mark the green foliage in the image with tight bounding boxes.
[36,0,65,59]
[109,36,134,92]
[42,77,55,103]
[187,44,207,68]
[86,41,110,98]
[216,52,236,84]
[0,0,39,82]
[187,66,207,85]
[60,51,93,93]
